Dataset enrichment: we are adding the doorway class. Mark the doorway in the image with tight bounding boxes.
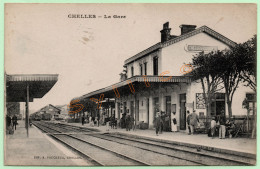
[130,101,134,117]
[180,94,186,130]
[147,98,149,125]
[136,100,139,121]
[211,93,225,116]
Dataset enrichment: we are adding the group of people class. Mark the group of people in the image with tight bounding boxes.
[81,113,101,127]
[80,109,236,140]
[6,114,18,134]
[186,110,200,135]
[210,111,236,139]
[117,113,135,131]
[105,114,118,130]
[186,110,236,139]
[124,113,135,131]
[154,109,178,136]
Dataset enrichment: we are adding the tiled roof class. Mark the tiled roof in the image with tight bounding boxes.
[75,75,192,101]
[124,25,236,65]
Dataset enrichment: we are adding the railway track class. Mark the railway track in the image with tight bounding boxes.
[32,121,256,166]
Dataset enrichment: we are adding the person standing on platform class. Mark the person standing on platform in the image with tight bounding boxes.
[154,112,162,136]
[6,115,12,133]
[12,114,18,130]
[106,115,110,131]
[130,115,135,131]
[81,115,85,126]
[219,110,226,139]
[190,110,199,135]
[160,111,165,133]
[186,110,191,135]
[89,115,92,125]
[171,112,177,132]
[125,113,131,131]
[210,116,217,138]
[97,113,100,127]
[111,115,116,129]
[92,116,95,126]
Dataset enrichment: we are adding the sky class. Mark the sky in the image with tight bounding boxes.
[5,3,257,112]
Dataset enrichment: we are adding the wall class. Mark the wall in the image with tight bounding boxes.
[189,80,255,117]
[161,32,230,76]
[125,50,161,78]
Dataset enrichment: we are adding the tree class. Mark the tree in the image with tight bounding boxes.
[190,51,224,118]
[68,98,97,120]
[215,36,256,119]
[240,35,256,92]
[240,35,257,138]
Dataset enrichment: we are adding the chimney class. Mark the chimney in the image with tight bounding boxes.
[160,22,171,43]
[179,24,197,35]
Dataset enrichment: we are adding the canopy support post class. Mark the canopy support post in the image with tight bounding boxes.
[25,84,29,138]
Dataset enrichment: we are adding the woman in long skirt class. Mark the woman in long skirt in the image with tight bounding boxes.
[171,112,178,132]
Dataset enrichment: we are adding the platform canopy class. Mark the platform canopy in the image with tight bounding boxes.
[6,74,59,102]
[74,75,192,101]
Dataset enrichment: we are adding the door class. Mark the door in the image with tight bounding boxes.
[136,100,139,121]
[117,102,121,119]
[147,98,149,124]
[216,101,225,116]
[211,93,225,116]
[180,94,186,130]
[165,96,171,131]
[166,96,171,116]
[130,101,134,117]
[123,102,127,114]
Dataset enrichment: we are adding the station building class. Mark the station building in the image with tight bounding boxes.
[31,104,61,120]
[75,22,255,131]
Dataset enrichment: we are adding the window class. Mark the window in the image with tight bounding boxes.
[144,62,147,75]
[153,56,158,75]
[246,93,256,102]
[246,93,256,115]
[140,64,143,75]
[131,66,134,77]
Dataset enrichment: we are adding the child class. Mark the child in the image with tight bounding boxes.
[210,116,217,138]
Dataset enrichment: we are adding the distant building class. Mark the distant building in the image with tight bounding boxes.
[37,104,61,120]
[55,104,70,120]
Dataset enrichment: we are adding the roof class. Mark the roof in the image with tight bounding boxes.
[34,104,61,114]
[75,75,192,101]
[40,104,61,112]
[6,74,58,102]
[124,25,237,65]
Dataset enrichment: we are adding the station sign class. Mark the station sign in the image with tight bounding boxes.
[185,45,218,52]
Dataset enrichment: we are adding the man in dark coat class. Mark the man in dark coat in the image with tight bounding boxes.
[97,113,100,127]
[125,113,131,131]
[190,110,199,135]
[219,110,226,139]
[130,115,135,131]
[6,115,11,127]
[12,114,18,130]
[154,112,162,136]
[186,110,191,135]
[81,115,85,126]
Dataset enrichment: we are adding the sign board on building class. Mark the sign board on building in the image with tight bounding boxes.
[185,45,218,52]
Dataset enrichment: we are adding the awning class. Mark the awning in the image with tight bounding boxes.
[6,74,59,102]
[76,75,191,101]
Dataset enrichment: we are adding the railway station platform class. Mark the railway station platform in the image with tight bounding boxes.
[5,120,90,166]
[65,122,256,156]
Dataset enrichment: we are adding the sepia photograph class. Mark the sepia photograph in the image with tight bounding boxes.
[4,3,257,166]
